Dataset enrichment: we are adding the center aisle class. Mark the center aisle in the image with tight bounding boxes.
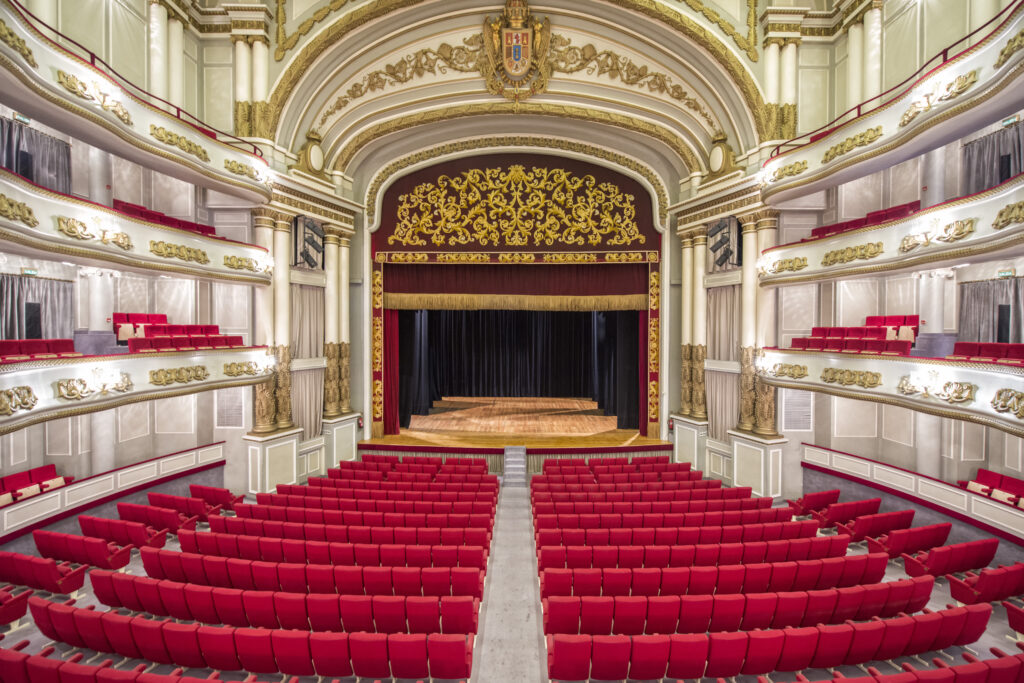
[472,486,548,681]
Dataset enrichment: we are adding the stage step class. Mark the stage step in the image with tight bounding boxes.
[502,446,527,487]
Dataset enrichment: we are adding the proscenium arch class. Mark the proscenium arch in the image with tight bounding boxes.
[265,0,770,149]
[361,138,672,233]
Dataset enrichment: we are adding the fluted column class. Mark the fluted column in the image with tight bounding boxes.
[323,229,341,418]
[147,0,169,101]
[273,214,293,430]
[250,37,269,138]
[690,231,708,420]
[754,212,781,438]
[680,236,694,416]
[780,40,799,106]
[846,22,864,111]
[737,216,759,432]
[233,36,252,136]
[167,16,183,106]
[339,237,352,413]
[863,3,883,100]
[251,209,277,434]
[763,40,781,106]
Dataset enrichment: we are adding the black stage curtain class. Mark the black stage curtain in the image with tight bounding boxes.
[398,309,639,430]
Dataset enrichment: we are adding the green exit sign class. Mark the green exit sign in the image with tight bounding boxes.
[998,268,1016,278]
[1003,115,1020,127]
[20,268,37,276]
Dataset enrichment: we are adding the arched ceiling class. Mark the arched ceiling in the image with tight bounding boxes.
[267,0,768,206]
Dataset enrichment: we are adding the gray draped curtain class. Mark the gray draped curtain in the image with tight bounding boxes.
[957,278,1024,343]
[705,370,740,443]
[962,123,1024,195]
[708,285,740,361]
[291,368,324,440]
[290,284,325,359]
[0,117,71,194]
[0,274,73,339]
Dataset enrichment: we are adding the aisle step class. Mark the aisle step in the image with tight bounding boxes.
[503,446,527,487]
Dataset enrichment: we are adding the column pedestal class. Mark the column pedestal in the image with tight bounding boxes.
[671,414,708,472]
[322,413,361,469]
[729,430,789,500]
[243,426,304,494]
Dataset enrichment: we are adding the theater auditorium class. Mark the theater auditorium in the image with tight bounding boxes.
[0,0,1022,680]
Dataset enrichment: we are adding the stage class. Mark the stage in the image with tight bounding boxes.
[360,396,668,450]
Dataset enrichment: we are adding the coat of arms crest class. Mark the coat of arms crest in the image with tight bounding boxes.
[483,0,552,104]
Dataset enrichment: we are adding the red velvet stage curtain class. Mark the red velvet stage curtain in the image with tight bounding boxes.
[638,309,648,437]
[383,309,400,435]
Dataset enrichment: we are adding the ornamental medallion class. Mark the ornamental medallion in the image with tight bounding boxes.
[483,0,552,103]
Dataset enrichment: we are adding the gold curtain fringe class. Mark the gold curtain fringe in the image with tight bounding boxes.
[383,293,648,311]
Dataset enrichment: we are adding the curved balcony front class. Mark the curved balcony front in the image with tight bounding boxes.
[0,0,271,203]
[758,171,1024,287]
[758,348,1024,440]
[0,347,274,436]
[0,167,273,284]
[761,0,1024,204]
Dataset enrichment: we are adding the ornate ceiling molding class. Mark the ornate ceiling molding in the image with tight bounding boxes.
[266,0,768,148]
[362,136,670,227]
[329,100,703,175]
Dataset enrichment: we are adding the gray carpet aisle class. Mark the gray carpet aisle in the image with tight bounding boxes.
[472,486,547,681]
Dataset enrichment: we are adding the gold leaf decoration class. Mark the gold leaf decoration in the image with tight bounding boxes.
[224,159,260,180]
[101,230,133,251]
[897,375,975,404]
[55,373,132,400]
[56,70,132,125]
[648,317,659,374]
[149,366,210,386]
[0,18,37,68]
[372,316,383,373]
[821,242,883,267]
[766,363,808,379]
[995,27,1024,68]
[390,165,643,249]
[150,241,210,264]
[648,380,659,421]
[764,257,808,274]
[900,70,978,127]
[371,269,383,310]
[223,362,261,377]
[0,193,38,227]
[498,253,536,264]
[56,216,96,241]
[649,271,660,310]
[900,218,975,254]
[769,160,807,182]
[820,368,882,388]
[224,255,259,272]
[822,126,883,164]
[387,253,429,263]
[372,378,384,419]
[149,125,210,162]
[605,253,644,263]
[542,253,597,263]
[0,386,37,416]
[992,388,1024,419]
[993,200,1024,230]
[436,253,491,264]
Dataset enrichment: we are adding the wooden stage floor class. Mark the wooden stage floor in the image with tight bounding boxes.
[362,397,668,449]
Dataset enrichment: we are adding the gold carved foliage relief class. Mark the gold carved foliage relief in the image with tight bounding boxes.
[389,165,643,249]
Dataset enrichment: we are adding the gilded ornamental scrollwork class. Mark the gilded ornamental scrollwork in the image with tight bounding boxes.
[995,26,1024,68]
[769,160,807,183]
[0,193,38,227]
[543,253,597,263]
[323,342,341,418]
[821,242,883,267]
[765,363,808,380]
[899,219,976,254]
[437,253,491,264]
[56,216,96,241]
[149,366,211,386]
[274,345,293,430]
[680,344,692,417]
[56,70,132,125]
[149,125,211,163]
[0,18,37,68]
[224,160,260,180]
[896,375,975,404]
[389,166,643,249]
[820,368,882,388]
[649,271,660,310]
[223,362,261,377]
[690,345,707,420]
[55,372,133,400]
[822,126,883,164]
[150,241,210,265]
[340,342,352,413]
[764,257,808,274]
[993,200,1024,230]
[900,70,978,128]
[224,255,260,272]
[0,386,36,416]
[992,388,1024,420]
[738,346,756,432]
[648,317,659,374]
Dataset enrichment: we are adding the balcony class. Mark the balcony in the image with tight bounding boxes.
[0,0,270,203]
[761,0,1024,204]
[0,347,274,436]
[0,167,273,284]
[758,171,1024,286]
[757,348,1024,440]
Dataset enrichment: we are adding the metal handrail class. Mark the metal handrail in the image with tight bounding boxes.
[5,0,264,159]
[767,0,1024,161]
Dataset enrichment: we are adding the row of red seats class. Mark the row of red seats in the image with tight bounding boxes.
[140,546,484,597]
[809,325,889,339]
[189,484,243,510]
[949,562,1024,604]
[536,471,705,486]
[948,342,1024,366]
[807,201,920,239]
[210,515,492,546]
[33,530,132,571]
[90,571,478,634]
[113,200,217,237]
[0,587,30,628]
[307,475,497,493]
[118,502,197,533]
[79,515,167,549]
[544,455,671,467]
[236,503,494,529]
[791,337,913,355]
[532,498,770,516]
[903,538,1000,577]
[531,480,732,494]
[532,489,759,504]
[29,595,473,679]
[535,536,847,565]
[543,463,689,475]
[362,454,487,466]
[539,554,888,597]
[255,493,493,515]
[835,509,915,541]
[535,521,816,548]
[811,496,881,527]
[535,513,812,533]
[0,550,86,594]
[326,468,496,483]
[127,335,245,352]
[0,338,80,364]
[547,603,989,681]
[149,492,222,522]
[536,507,791,527]
[0,464,71,506]
[866,522,952,558]
[276,483,495,503]
[142,324,220,338]
[543,576,934,635]
[958,467,1024,505]
[177,531,489,570]
[787,488,840,515]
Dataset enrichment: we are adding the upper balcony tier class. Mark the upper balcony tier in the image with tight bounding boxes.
[0,0,271,203]
[758,170,1024,287]
[758,348,1024,441]
[0,346,274,436]
[0,167,273,284]
[761,0,1024,204]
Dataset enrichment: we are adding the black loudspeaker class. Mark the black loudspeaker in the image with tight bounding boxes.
[24,302,41,339]
[715,249,732,267]
[997,304,1011,343]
